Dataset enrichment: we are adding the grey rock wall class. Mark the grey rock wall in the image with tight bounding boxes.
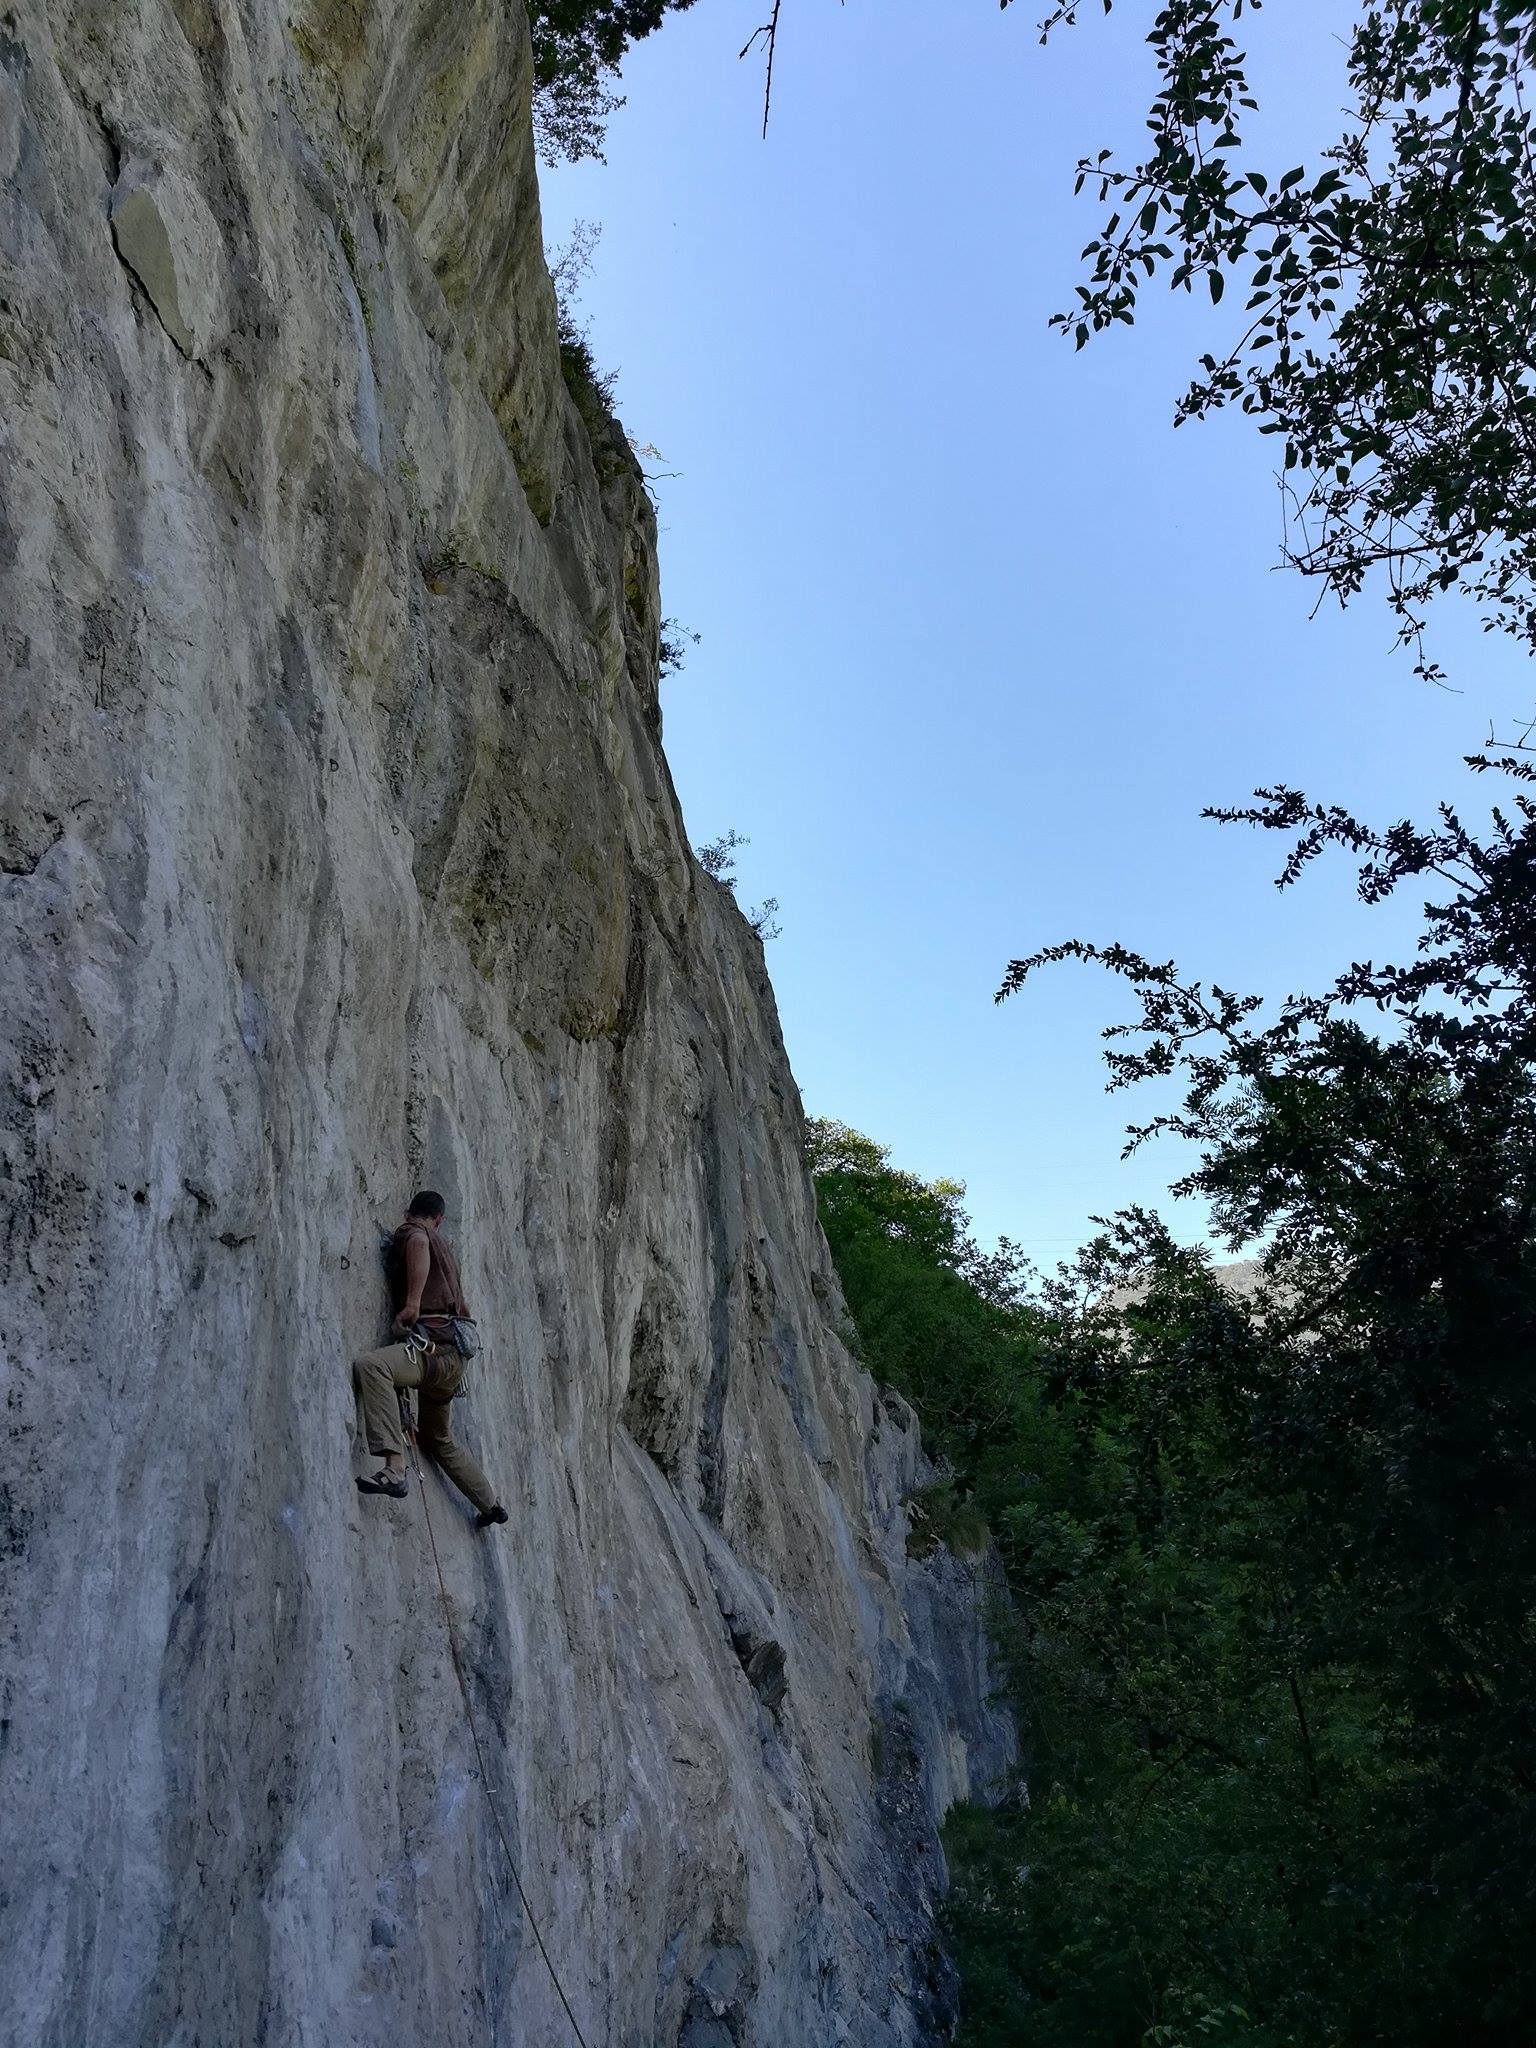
[0,4,1014,2043]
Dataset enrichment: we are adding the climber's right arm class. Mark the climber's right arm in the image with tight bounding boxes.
[394,1231,430,1332]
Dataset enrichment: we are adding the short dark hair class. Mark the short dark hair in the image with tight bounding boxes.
[407,1189,446,1220]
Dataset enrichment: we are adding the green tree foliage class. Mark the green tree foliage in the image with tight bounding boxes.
[809,763,1536,2044]
[806,1119,1037,1471]
[1017,0,1536,677]
[529,0,697,160]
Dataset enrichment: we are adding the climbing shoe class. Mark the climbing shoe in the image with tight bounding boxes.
[475,1503,509,1531]
[357,1469,408,1499]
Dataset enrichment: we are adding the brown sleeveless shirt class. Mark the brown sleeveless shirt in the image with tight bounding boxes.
[388,1222,465,1325]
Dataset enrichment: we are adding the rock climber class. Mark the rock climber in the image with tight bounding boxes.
[352,1190,509,1528]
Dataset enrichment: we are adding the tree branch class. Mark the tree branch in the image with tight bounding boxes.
[739,0,784,138]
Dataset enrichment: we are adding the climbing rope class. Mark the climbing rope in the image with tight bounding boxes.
[405,1427,594,2048]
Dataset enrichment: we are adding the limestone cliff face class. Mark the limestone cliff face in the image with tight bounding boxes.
[0,5,1013,2043]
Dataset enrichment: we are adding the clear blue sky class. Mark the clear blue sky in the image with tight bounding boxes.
[543,0,1533,1258]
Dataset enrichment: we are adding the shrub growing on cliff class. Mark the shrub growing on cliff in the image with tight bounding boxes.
[548,218,621,440]
[696,828,747,881]
[659,617,701,675]
[695,831,782,938]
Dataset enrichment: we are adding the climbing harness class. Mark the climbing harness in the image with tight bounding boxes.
[404,1427,594,2048]
[399,1316,476,1401]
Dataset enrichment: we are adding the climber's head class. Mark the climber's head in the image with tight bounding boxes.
[407,1189,446,1229]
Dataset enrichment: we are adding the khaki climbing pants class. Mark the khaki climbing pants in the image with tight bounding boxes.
[352,1340,497,1515]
